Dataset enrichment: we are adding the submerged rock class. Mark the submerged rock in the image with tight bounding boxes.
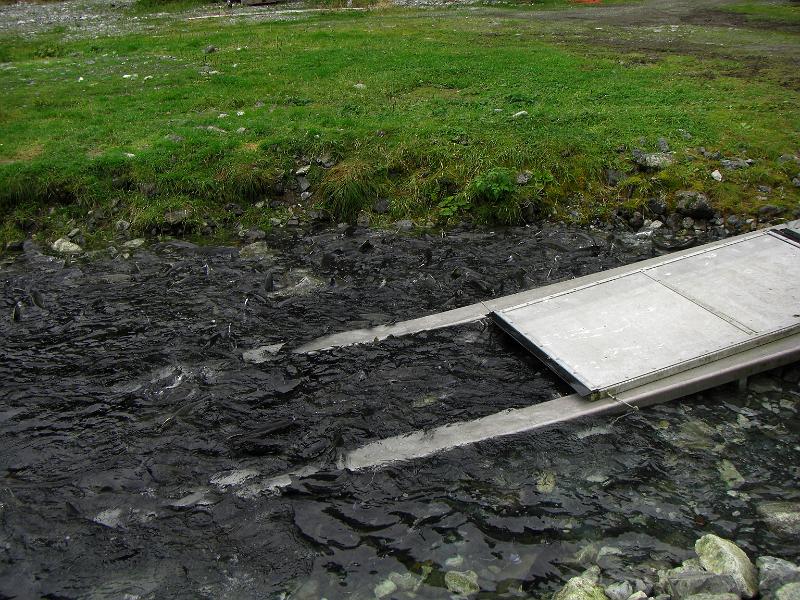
[242,343,285,364]
[444,570,480,595]
[695,534,758,599]
[374,578,397,598]
[757,502,800,536]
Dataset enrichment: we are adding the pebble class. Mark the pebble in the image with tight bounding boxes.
[512,110,529,118]
[711,170,723,182]
[121,238,145,249]
[203,45,217,53]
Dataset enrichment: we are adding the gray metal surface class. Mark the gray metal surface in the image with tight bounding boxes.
[493,229,800,398]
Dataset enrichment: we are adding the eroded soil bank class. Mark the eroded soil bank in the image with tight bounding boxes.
[1,224,799,598]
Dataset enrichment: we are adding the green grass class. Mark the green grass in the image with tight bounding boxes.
[725,0,800,24]
[0,8,799,246]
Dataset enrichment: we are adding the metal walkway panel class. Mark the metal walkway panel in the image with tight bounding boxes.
[493,230,800,398]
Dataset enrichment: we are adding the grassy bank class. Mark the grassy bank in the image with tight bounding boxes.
[724,0,800,25]
[1,6,799,246]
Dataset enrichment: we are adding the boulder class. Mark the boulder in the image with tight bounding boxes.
[695,534,758,599]
[757,556,800,597]
[605,581,633,600]
[777,583,800,600]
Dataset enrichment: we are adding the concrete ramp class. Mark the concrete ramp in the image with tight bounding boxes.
[492,227,800,398]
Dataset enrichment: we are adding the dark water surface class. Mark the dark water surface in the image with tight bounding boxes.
[1,225,798,599]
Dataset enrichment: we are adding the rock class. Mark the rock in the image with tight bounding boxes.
[388,570,427,592]
[554,574,609,600]
[239,241,274,260]
[512,110,528,119]
[757,556,800,597]
[718,459,745,489]
[353,82,366,89]
[241,228,266,243]
[792,177,800,188]
[629,211,644,230]
[649,220,664,230]
[757,502,800,536]
[517,170,533,185]
[758,204,784,220]
[203,45,217,54]
[605,581,634,600]
[748,374,782,393]
[444,570,480,595]
[757,185,773,194]
[605,169,624,187]
[664,571,738,599]
[682,217,695,230]
[297,176,311,192]
[316,154,336,168]
[676,191,714,220]
[163,209,190,226]
[295,165,311,176]
[67,227,80,239]
[777,154,800,165]
[225,202,243,217]
[394,219,413,231]
[4,240,24,252]
[647,197,667,216]
[658,137,670,152]
[165,133,184,143]
[683,595,739,600]
[632,150,674,170]
[300,191,312,201]
[627,593,648,600]
[537,471,556,493]
[356,212,370,227]
[122,238,145,249]
[695,534,758,599]
[373,198,390,214]
[51,238,82,254]
[116,219,131,231]
[777,582,800,600]
[711,170,723,182]
[720,158,754,170]
[374,578,397,599]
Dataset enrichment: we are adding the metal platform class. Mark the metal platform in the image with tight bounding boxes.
[492,227,800,398]
[249,222,800,489]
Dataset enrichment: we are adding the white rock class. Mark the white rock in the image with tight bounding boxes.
[210,469,258,488]
[649,220,664,229]
[242,343,285,364]
[512,110,529,119]
[52,238,82,253]
[354,82,366,89]
[711,170,723,182]
[122,238,145,249]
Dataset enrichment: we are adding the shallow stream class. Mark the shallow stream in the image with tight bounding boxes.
[1,224,798,599]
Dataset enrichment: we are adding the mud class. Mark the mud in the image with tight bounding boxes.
[1,224,799,598]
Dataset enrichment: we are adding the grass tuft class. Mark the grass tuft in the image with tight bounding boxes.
[320,160,382,222]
